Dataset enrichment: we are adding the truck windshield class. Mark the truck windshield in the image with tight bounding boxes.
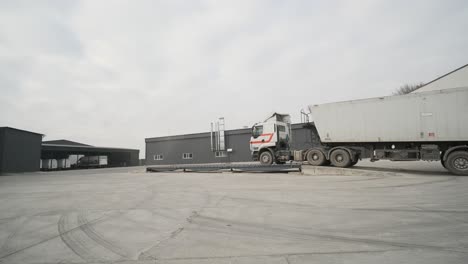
[252,125,263,138]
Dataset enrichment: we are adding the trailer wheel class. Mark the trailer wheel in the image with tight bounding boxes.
[306,149,326,166]
[440,152,447,168]
[259,151,274,165]
[441,159,447,169]
[330,149,352,168]
[446,151,468,176]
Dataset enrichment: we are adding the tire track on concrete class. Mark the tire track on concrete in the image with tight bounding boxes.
[0,210,69,225]
[368,176,457,188]
[78,211,129,259]
[56,184,160,262]
[0,217,31,256]
[351,208,468,214]
[76,213,126,257]
[336,176,389,182]
[58,211,124,262]
[301,167,398,178]
[137,210,200,260]
[190,214,468,254]
[58,212,91,261]
[57,182,162,261]
[351,166,450,177]
[0,211,112,260]
[220,196,321,209]
[0,183,158,261]
[0,211,73,257]
[137,190,213,260]
[153,248,407,262]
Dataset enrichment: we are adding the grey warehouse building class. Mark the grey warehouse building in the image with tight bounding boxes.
[1,126,140,175]
[145,123,319,165]
[0,127,43,174]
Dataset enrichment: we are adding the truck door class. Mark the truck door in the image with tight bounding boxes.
[420,97,436,140]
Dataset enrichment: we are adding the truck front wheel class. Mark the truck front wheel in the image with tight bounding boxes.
[259,151,274,165]
[306,149,326,166]
[349,159,358,167]
[446,151,468,176]
[330,149,352,168]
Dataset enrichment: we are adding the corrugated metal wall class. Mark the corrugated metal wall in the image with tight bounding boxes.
[108,150,140,167]
[0,129,4,172]
[0,128,42,174]
[145,124,319,165]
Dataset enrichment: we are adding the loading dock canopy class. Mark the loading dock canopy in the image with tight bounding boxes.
[41,140,139,167]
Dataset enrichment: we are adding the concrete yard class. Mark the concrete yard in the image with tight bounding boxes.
[0,162,467,264]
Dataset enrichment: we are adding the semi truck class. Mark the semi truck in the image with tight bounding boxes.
[250,87,468,175]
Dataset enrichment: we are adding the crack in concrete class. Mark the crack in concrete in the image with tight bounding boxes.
[137,210,200,261]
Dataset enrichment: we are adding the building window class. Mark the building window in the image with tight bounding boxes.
[182,153,193,159]
[215,151,227,158]
[154,154,164,160]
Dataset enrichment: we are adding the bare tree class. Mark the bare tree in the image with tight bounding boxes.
[393,83,425,95]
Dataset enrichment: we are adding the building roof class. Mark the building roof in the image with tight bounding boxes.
[413,63,468,92]
[145,127,253,143]
[41,143,139,152]
[145,123,308,143]
[42,139,138,152]
[0,127,43,136]
[42,139,91,146]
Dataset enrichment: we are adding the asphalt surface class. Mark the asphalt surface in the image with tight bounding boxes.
[0,161,467,264]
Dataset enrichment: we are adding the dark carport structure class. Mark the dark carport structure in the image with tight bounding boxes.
[41,140,139,167]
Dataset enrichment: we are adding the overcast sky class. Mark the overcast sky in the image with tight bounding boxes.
[1,0,467,158]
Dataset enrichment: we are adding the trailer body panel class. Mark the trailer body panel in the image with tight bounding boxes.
[309,87,468,143]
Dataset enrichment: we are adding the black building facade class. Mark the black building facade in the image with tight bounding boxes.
[0,127,43,174]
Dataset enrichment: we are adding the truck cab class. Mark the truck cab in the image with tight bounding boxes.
[250,113,292,164]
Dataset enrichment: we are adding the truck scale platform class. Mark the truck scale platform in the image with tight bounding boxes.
[146,163,302,173]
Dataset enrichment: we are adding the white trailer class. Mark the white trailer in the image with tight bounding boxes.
[309,87,468,143]
[41,159,57,170]
[57,159,71,169]
[250,88,468,175]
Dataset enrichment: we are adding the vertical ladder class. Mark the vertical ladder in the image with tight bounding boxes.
[218,117,225,151]
[210,118,226,152]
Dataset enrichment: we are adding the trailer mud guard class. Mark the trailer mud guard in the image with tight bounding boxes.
[443,145,468,161]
